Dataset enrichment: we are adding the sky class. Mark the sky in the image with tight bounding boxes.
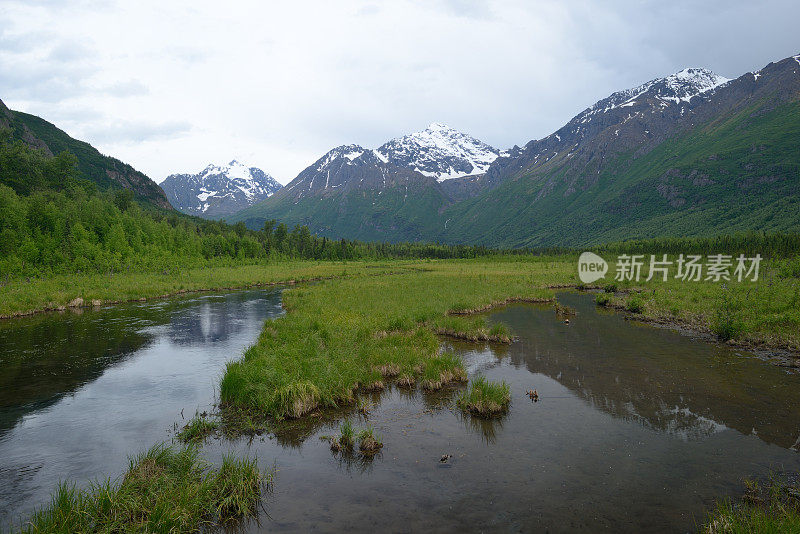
[1,0,798,185]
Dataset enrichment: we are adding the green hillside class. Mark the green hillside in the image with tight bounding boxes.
[0,100,171,209]
[440,99,800,247]
[233,178,449,242]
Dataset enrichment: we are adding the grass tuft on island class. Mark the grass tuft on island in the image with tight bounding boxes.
[177,413,220,443]
[12,443,265,533]
[456,376,511,417]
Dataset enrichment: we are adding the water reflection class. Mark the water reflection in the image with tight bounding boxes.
[484,293,800,449]
[0,289,283,526]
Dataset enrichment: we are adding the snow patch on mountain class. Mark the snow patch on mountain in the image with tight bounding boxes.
[378,123,500,181]
[580,68,730,121]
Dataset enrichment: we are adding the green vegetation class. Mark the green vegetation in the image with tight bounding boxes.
[457,376,511,417]
[328,421,383,454]
[219,260,559,420]
[12,444,264,533]
[357,426,383,453]
[177,413,219,443]
[232,97,800,248]
[625,296,645,314]
[703,476,800,533]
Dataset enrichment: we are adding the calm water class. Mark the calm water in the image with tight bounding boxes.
[2,290,800,532]
[0,289,284,526]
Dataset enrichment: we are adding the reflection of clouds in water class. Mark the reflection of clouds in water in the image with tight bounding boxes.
[461,347,501,374]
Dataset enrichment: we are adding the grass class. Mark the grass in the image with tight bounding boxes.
[703,476,800,533]
[456,376,511,417]
[177,413,219,443]
[0,260,419,318]
[11,443,265,533]
[216,255,800,422]
[328,421,383,455]
[219,259,563,421]
[357,427,383,453]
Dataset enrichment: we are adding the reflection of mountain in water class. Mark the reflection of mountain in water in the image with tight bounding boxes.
[166,294,272,346]
[487,294,800,450]
[0,290,282,436]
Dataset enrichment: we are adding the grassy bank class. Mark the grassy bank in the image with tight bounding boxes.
[0,260,421,318]
[703,476,800,533]
[11,444,265,533]
[592,255,800,352]
[218,255,800,423]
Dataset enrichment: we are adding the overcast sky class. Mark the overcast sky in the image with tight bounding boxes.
[1,0,798,184]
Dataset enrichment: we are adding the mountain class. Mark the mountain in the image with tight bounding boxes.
[230,125,501,238]
[438,56,800,247]
[0,98,171,209]
[377,122,501,180]
[161,160,281,219]
[234,53,800,246]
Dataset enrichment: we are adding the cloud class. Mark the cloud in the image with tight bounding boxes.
[84,119,192,143]
[101,79,149,97]
[2,0,799,185]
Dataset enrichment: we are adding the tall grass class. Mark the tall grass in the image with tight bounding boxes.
[219,260,560,420]
[12,443,265,533]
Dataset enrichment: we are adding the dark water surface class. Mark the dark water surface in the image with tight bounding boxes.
[2,290,800,532]
[0,289,284,526]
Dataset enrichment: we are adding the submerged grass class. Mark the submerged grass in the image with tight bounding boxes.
[457,376,511,417]
[177,413,219,443]
[703,476,800,533]
[13,443,265,533]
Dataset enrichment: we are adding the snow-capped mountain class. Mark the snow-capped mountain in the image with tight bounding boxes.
[577,68,730,122]
[277,125,500,201]
[378,123,501,181]
[482,67,732,189]
[161,160,282,219]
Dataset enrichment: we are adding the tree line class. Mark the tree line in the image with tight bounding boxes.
[0,132,495,278]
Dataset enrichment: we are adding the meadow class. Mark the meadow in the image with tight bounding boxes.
[3,252,800,532]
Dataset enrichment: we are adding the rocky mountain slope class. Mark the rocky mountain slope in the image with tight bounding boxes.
[377,122,501,180]
[231,125,500,237]
[233,53,800,246]
[161,160,281,219]
[0,99,172,209]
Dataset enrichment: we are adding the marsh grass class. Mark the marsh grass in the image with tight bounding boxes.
[357,426,383,453]
[177,413,219,443]
[456,376,511,417]
[595,292,612,307]
[625,296,645,314]
[703,475,800,533]
[711,286,749,341]
[13,444,265,533]
[553,301,577,317]
[219,261,557,420]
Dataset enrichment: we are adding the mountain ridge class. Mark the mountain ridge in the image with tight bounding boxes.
[161,160,281,219]
[231,53,800,246]
[0,99,172,209]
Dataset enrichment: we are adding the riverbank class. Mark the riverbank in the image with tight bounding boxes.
[3,255,798,357]
[0,261,421,319]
